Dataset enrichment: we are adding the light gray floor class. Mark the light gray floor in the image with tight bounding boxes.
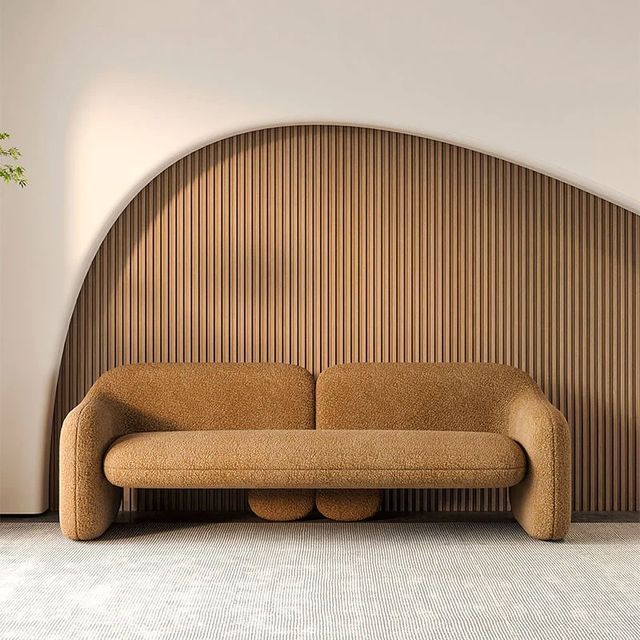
[1,522,638,639]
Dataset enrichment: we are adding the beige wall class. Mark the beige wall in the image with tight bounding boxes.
[1,1,639,512]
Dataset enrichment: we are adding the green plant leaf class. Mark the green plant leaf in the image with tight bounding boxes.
[0,133,27,186]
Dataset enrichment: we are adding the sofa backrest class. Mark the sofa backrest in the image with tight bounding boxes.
[316,363,533,432]
[89,363,314,431]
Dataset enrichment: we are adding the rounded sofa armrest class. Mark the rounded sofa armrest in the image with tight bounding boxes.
[59,394,127,540]
[506,390,571,540]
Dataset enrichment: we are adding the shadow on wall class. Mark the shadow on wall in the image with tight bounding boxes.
[51,125,640,515]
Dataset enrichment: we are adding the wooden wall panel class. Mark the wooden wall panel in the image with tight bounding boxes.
[50,125,640,513]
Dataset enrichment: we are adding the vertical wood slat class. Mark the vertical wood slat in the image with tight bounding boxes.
[50,125,640,514]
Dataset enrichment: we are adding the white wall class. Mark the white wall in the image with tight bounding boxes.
[1,0,639,513]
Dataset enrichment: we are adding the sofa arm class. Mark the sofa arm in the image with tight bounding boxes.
[59,394,126,540]
[506,391,571,540]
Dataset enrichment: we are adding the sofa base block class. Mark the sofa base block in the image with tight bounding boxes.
[316,489,382,521]
[248,489,315,521]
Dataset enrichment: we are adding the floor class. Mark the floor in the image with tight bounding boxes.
[1,521,639,639]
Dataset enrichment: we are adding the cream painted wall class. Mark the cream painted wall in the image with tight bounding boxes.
[1,0,639,512]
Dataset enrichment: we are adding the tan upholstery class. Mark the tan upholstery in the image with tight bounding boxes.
[60,362,571,541]
[248,489,315,521]
[316,490,381,521]
[317,363,571,540]
[59,396,125,542]
[317,362,519,432]
[59,363,314,540]
[104,429,526,488]
[74,362,315,432]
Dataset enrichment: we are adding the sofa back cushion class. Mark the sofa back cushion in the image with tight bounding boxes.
[90,363,314,431]
[316,363,530,432]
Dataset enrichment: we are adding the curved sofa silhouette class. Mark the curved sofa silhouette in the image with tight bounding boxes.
[59,362,571,541]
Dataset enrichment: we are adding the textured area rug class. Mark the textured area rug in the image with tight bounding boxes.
[1,522,639,639]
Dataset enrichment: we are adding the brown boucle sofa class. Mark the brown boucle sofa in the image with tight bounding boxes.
[60,362,571,541]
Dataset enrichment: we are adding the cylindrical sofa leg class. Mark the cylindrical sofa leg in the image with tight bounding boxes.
[248,489,315,521]
[316,489,382,522]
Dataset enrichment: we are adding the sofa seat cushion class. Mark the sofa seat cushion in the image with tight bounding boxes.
[104,429,526,489]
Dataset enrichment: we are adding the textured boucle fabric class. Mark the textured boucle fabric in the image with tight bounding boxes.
[103,429,525,488]
[317,363,571,540]
[60,363,314,540]
[59,396,124,541]
[81,363,315,432]
[317,362,526,432]
[316,489,382,521]
[248,489,315,521]
[508,392,572,540]
[61,361,570,542]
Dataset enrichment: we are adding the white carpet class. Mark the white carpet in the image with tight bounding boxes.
[1,522,639,639]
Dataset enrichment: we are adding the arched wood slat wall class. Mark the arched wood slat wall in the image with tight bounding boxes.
[51,125,639,513]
